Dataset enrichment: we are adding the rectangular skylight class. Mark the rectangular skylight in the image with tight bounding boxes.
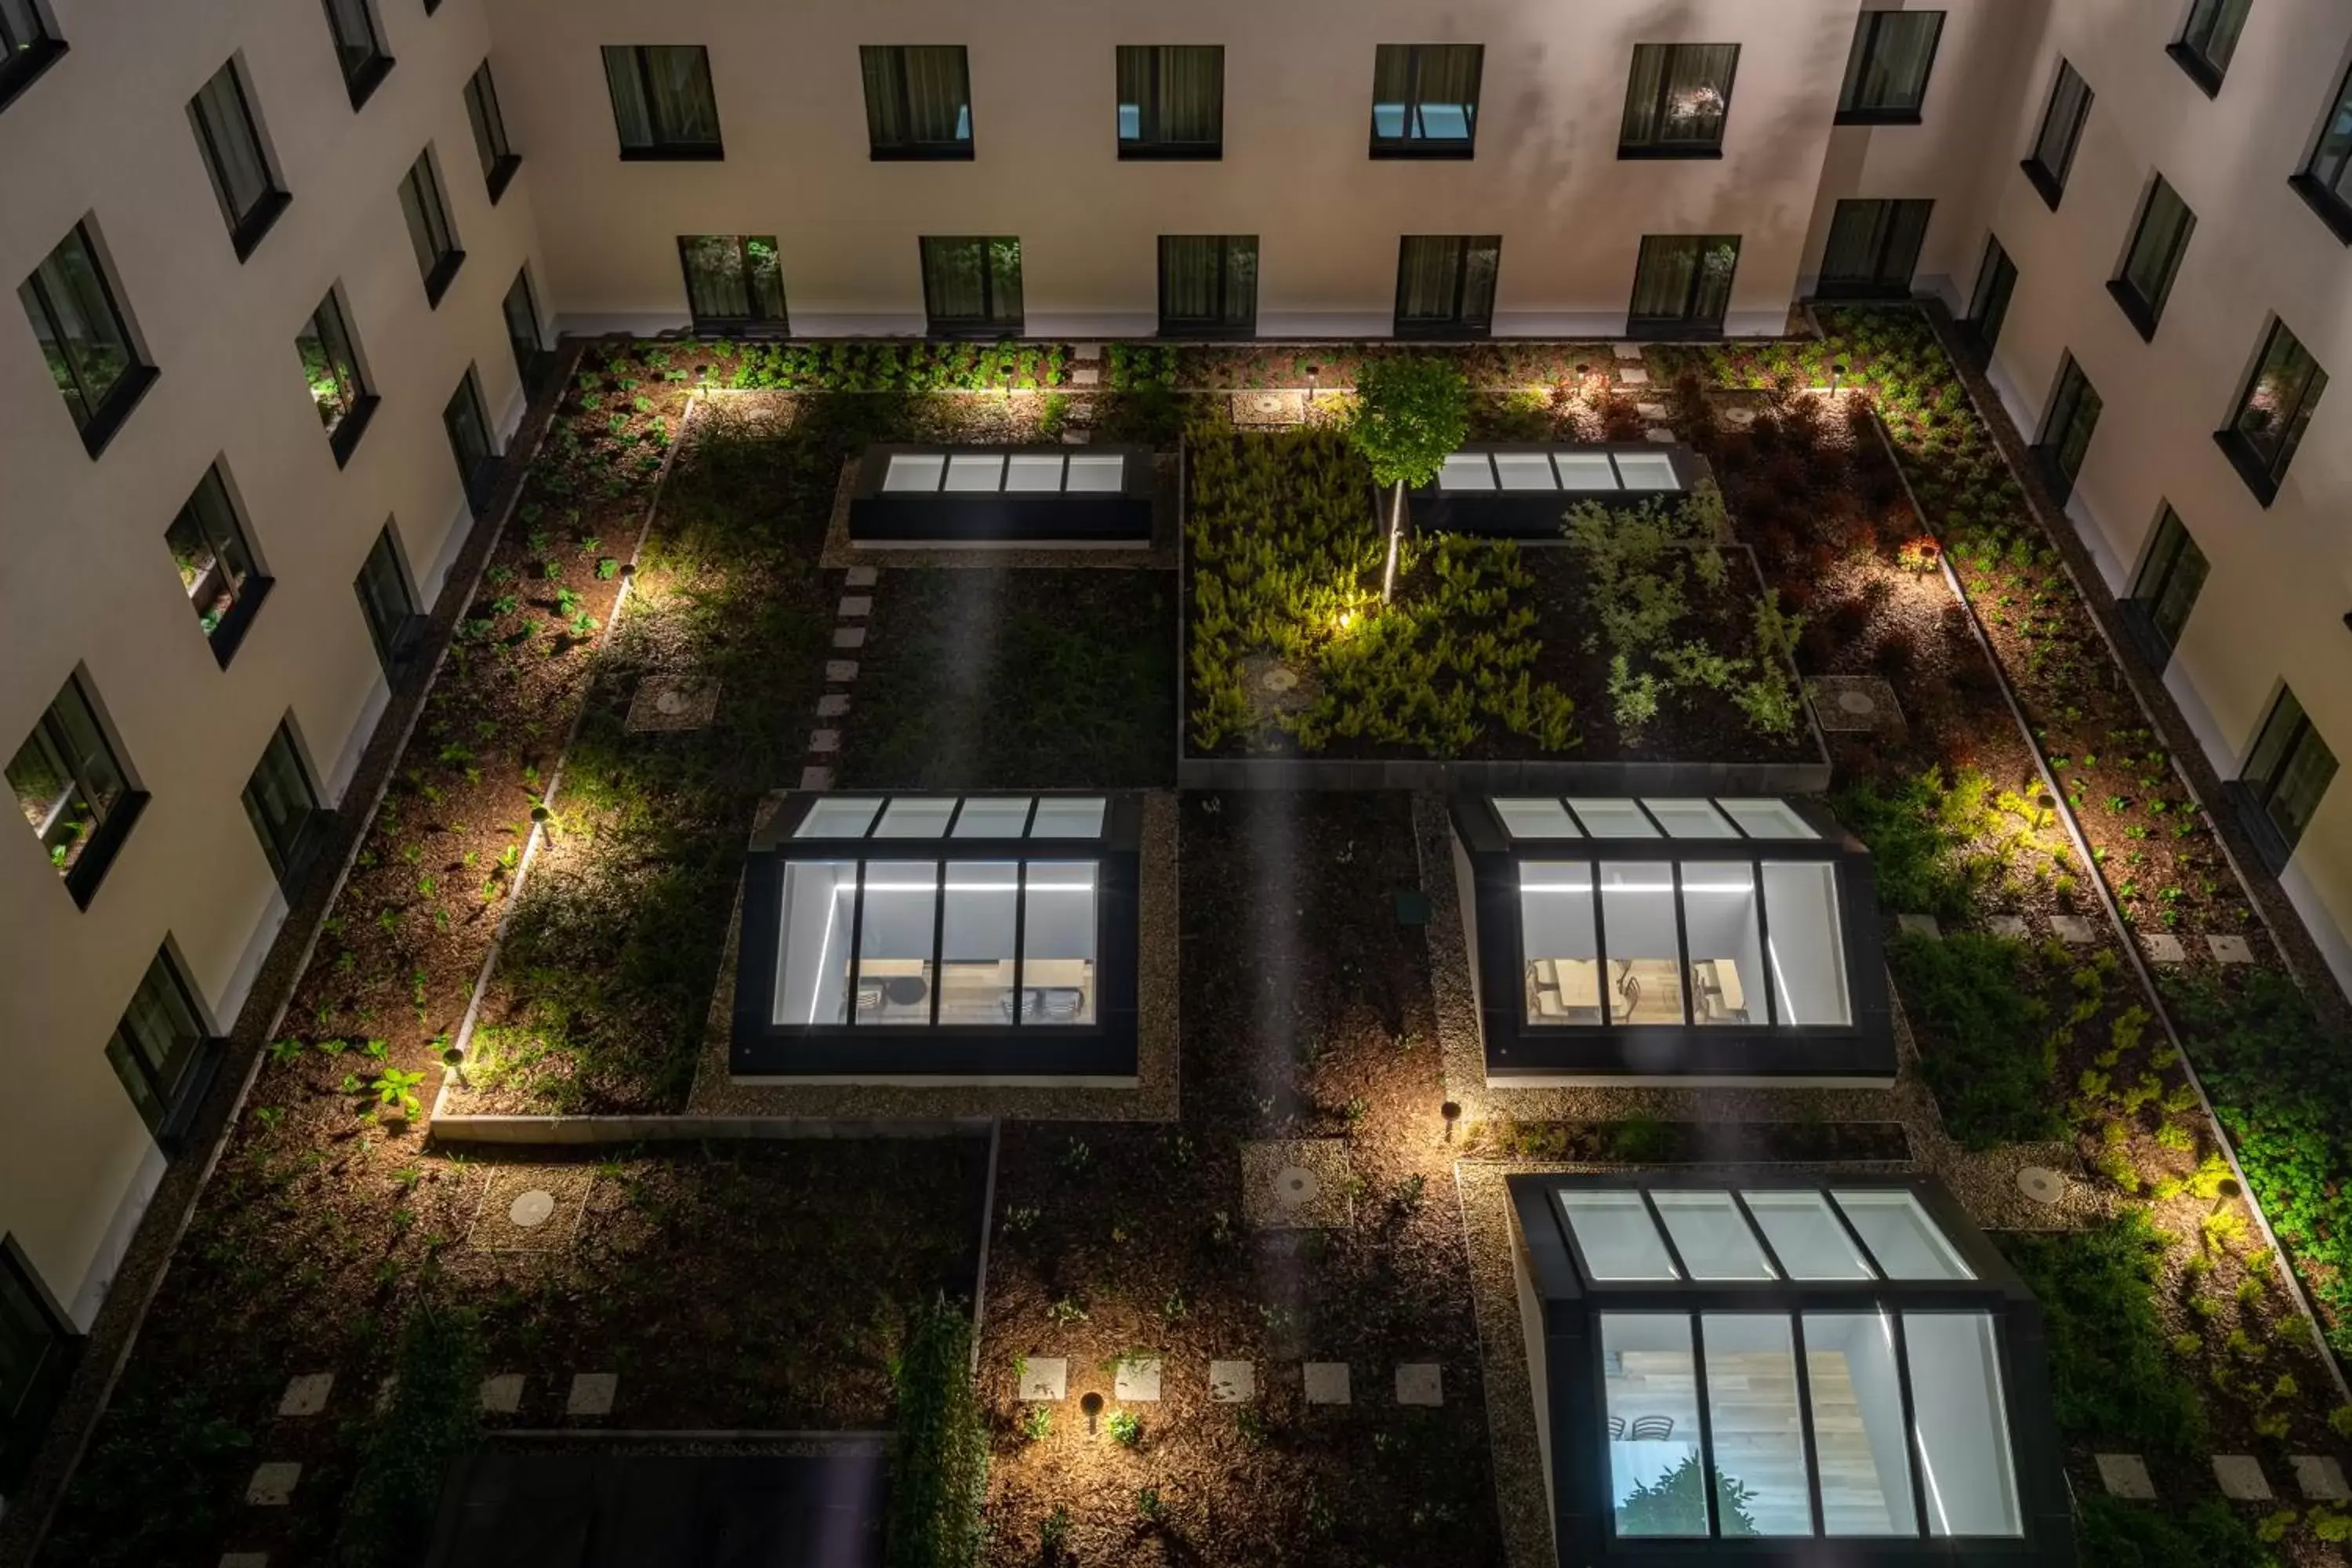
[1566,799,1660,838]
[1613,452,1682,491]
[951,797,1033,837]
[1004,454,1063,492]
[1494,797,1579,838]
[1651,1191,1777,1280]
[943,454,1004,492]
[796,797,884,837]
[882,454,946,492]
[1642,799,1738,839]
[1832,1191,1974,1280]
[1559,1191,1680,1280]
[1029,797,1107,837]
[1064,454,1125,492]
[1553,452,1619,490]
[1439,453,1496,490]
[874,797,958,837]
[1740,1189,1875,1279]
[1719,799,1818,840]
[1494,452,1556,490]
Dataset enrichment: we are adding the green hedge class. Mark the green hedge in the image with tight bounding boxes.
[887,1296,989,1568]
[724,341,1068,393]
[336,1304,483,1566]
[1887,930,2065,1149]
[2001,1213,2206,1454]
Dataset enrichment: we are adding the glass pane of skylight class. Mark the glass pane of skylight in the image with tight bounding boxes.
[1520,862,1602,1026]
[951,797,1033,837]
[1568,799,1660,838]
[1020,861,1097,1024]
[882,453,945,492]
[1761,862,1852,1025]
[938,861,1018,1024]
[854,862,937,1025]
[1029,797,1106,837]
[1740,1190,1875,1279]
[1494,452,1557,490]
[1904,1314,2022,1537]
[1719,799,1818,840]
[1554,452,1620,490]
[1832,1192,1973,1280]
[943,454,1004,492]
[1805,1312,1919,1535]
[1494,797,1578,838]
[1651,1191,1774,1279]
[874,797,957,837]
[1600,1314,1705,1535]
[1600,862,1684,1024]
[1703,1314,1814,1536]
[1004,453,1063,492]
[1439,452,1495,490]
[1064,454,1124,492]
[774,860,856,1025]
[1682,862,1763,1027]
[1613,452,1682,491]
[1559,1192,1679,1280]
[1642,799,1737,838]
[796,797,883,838]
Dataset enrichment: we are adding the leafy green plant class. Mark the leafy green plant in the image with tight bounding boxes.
[885,1296,988,1568]
[370,1068,426,1121]
[1108,1409,1141,1447]
[2001,1212,2207,1453]
[1889,931,2063,1147]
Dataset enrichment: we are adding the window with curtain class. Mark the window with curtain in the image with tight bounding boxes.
[189,59,285,257]
[464,60,520,199]
[920,237,1022,335]
[2170,0,2250,94]
[104,947,209,1135]
[165,465,270,661]
[1394,235,1498,335]
[1,0,65,111]
[1837,11,1944,122]
[242,721,323,888]
[1370,43,1483,154]
[444,369,497,508]
[320,0,390,106]
[18,220,153,453]
[2295,63,2352,242]
[1817,200,1932,297]
[862,45,973,158]
[1157,235,1257,335]
[678,235,788,330]
[397,148,463,304]
[602,45,721,157]
[1628,236,1740,331]
[1965,235,2016,358]
[354,523,419,671]
[2109,176,2194,338]
[1620,44,1739,154]
[2218,318,2327,503]
[2022,59,2091,208]
[1117,45,1221,156]
[296,289,374,463]
[2238,688,2336,859]
[2033,353,2100,501]
[2125,506,2207,666]
[9,673,136,894]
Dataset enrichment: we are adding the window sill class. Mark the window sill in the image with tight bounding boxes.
[343,53,394,111]
[0,35,68,114]
[205,576,274,670]
[227,190,292,262]
[2105,278,2162,343]
[76,364,159,460]
[422,250,466,308]
[685,317,792,339]
[869,144,975,162]
[1624,320,1724,343]
[2020,158,2066,211]
[1812,280,1915,302]
[1368,141,1477,160]
[925,322,1025,340]
[2212,428,2283,508]
[2165,42,2226,99]
[1157,321,1257,340]
[485,154,522,203]
[2288,173,2352,247]
[1833,107,1925,127]
[154,1036,228,1154]
[1617,143,1726,161]
[1117,143,1223,161]
[328,395,381,470]
[619,143,724,162]
[1393,321,1493,340]
[64,792,147,912]
[2222,781,2296,874]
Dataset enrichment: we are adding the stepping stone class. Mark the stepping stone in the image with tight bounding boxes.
[2096,1454,2154,1500]
[844,565,878,589]
[1896,913,1942,941]
[480,1374,524,1414]
[831,626,866,650]
[837,594,872,620]
[1073,343,1103,362]
[1642,427,1679,443]
[376,1374,399,1412]
[567,1373,618,1417]
[1986,915,2028,940]
[1113,1356,1163,1403]
[2214,1454,2272,1501]
[245,1462,301,1506]
[1617,366,1650,387]
[1069,365,1101,387]
[1209,1360,1256,1403]
[798,766,834,792]
[1018,1357,1067,1402]
[2293,1456,2349,1501]
[2208,934,2255,964]
[1635,403,1667,421]
[809,729,840,755]
[825,660,858,684]
[1304,1363,1352,1406]
[1612,343,1645,361]
[221,1556,270,1567]
[2143,933,2187,964]
[1061,431,1091,445]
[816,693,850,718]
[1396,1363,1443,1406]
[278,1374,333,1417]
[2050,915,2097,944]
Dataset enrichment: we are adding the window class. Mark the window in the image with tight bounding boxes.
[502,266,545,390]
[0,1234,78,1493]
[105,946,214,1139]
[463,60,520,201]
[1370,43,1483,156]
[602,45,720,158]
[9,673,142,906]
[2297,60,2352,241]
[165,466,270,665]
[920,237,1022,336]
[444,368,497,510]
[2022,59,2091,208]
[1817,199,1932,297]
[397,148,463,305]
[321,0,390,108]
[0,0,67,112]
[1395,235,1499,336]
[678,235,787,332]
[1159,235,1257,336]
[2170,0,2250,95]
[354,522,422,671]
[2033,353,2101,502]
[1837,10,1944,122]
[1620,43,1739,156]
[296,289,375,465]
[2108,176,2194,338]
[1117,45,1221,158]
[189,58,285,259]
[2216,318,2326,504]
[861,45,972,159]
[1628,235,1739,334]
[1965,234,2016,358]
[2123,506,2207,667]
[2238,687,2336,861]
[19,221,154,457]
[242,720,324,888]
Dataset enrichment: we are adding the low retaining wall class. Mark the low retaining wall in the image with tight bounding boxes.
[427,1112,991,1145]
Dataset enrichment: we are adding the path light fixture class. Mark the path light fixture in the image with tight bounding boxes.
[1305,365,1319,402]
[618,561,636,583]
[1831,361,1849,395]
[2212,1174,2242,1217]
[1080,1391,1104,1436]
[530,804,550,824]
[1442,1100,1461,1142]
[443,1040,468,1088]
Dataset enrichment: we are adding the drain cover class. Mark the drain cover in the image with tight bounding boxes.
[2016,1167,2064,1207]
[1261,667,1299,693]
[1274,1166,1320,1209]
[1836,688,1878,716]
[509,1189,557,1229]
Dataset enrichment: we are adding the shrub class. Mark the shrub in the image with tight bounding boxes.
[2076,1493,2274,1568]
[335,1304,483,1567]
[2002,1212,2208,1454]
[1890,931,2063,1148]
[886,1295,989,1568]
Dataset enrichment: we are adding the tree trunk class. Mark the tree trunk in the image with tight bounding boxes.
[1381,479,1406,603]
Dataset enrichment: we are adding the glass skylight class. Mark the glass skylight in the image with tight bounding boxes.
[795,794,1105,842]
[1560,1191,1681,1280]
[1719,798,1820,840]
[1642,798,1737,839]
[1554,1184,1975,1287]
[1492,797,1821,843]
[1566,798,1660,838]
[882,453,946,492]
[951,797,1033,837]
[797,797,884,838]
[1431,447,1686,493]
[877,450,1127,495]
[1493,797,1579,838]
[1439,452,1497,490]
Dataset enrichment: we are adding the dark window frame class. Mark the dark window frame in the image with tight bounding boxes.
[165,464,273,668]
[2169,0,2250,97]
[2119,504,2208,670]
[2213,316,2327,506]
[2107,175,2195,340]
[1835,9,1947,125]
[397,147,465,307]
[502,264,549,392]
[188,56,289,260]
[2032,351,2102,503]
[463,59,521,201]
[1369,42,1484,159]
[1157,234,1258,337]
[1619,42,1740,158]
[1815,198,1933,299]
[860,44,975,162]
[298,287,377,467]
[919,236,1024,338]
[2291,59,2352,244]
[1116,44,1223,159]
[2230,686,2338,869]
[601,44,723,161]
[320,0,392,110]
[9,671,146,910]
[677,234,789,334]
[1963,234,2017,361]
[2021,59,2092,209]
[1627,234,1740,338]
[18,220,158,459]
[1394,234,1500,338]
[0,1232,80,1493]
[241,719,329,891]
[355,521,426,673]
[104,944,225,1146]
[0,0,68,114]
[443,365,499,511]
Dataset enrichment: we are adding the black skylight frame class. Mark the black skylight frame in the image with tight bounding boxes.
[1508,1172,2075,1568]
[848,445,1154,547]
[1451,795,1893,1083]
[1410,444,1702,538]
[732,792,1142,1080]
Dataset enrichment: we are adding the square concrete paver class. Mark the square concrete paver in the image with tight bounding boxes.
[1642,427,1679,443]
[825,659,858,683]
[832,626,866,650]
[2050,914,2098,944]
[1018,1357,1068,1402]
[1069,365,1101,386]
[799,766,834,791]
[809,728,840,754]
[278,1374,333,1418]
[1986,914,2029,940]
[1061,431,1091,445]
[2095,1454,2154,1499]
[1635,403,1668,420]
[480,1374,524,1414]
[2214,1454,2272,1501]
[1209,1360,1256,1403]
[221,1555,270,1567]
[1617,366,1650,386]
[2143,933,2187,964]
[567,1373,618,1417]
[1612,342,1645,361]
[816,693,850,718]
[1395,1363,1443,1406]
[1114,1356,1163,1403]
[1896,913,1942,941]
[245,1462,301,1506]
[1073,343,1102,362]
[1304,1363,1352,1406]
[837,594,872,619]
[844,565,878,589]
[2208,934,2256,964]
[2293,1456,2350,1501]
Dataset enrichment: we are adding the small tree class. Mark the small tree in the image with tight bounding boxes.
[1348,356,1468,602]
